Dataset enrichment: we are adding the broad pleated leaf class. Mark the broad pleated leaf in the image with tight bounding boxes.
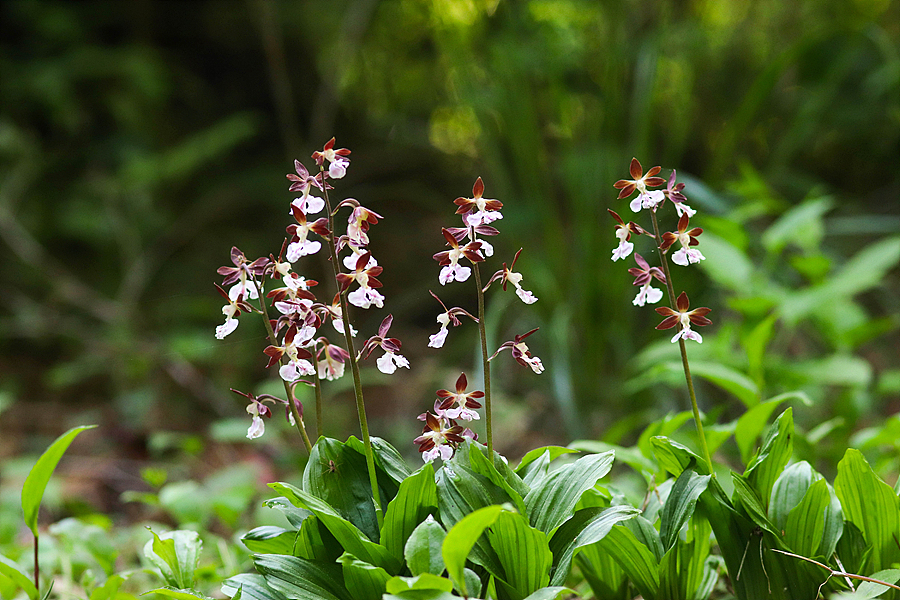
[404,517,446,576]
[381,464,438,561]
[730,473,780,538]
[143,589,214,600]
[658,518,714,600]
[345,436,411,488]
[593,524,660,600]
[515,446,578,474]
[650,437,708,476]
[734,396,791,463]
[143,529,202,589]
[835,449,900,573]
[254,554,350,600]
[385,573,453,595]
[521,587,573,600]
[22,425,96,536]
[0,553,38,600]
[548,504,640,586]
[434,463,505,574]
[467,443,529,514]
[783,478,829,557]
[744,408,793,511]
[302,437,384,542]
[660,469,710,551]
[270,482,400,573]
[222,573,286,600]
[337,553,391,600]
[242,526,296,555]
[442,505,504,597]
[768,461,817,531]
[487,510,552,597]
[524,451,614,535]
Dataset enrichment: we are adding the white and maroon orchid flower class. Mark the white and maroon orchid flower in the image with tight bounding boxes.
[436,373,483,421]
[490,327,545,374]
[454,177,503,226]
[661,213,705,266]
[628,253,666,307]
[613,158,667,213]
[433,228,484,285]
[483,248,538,304]
[655,292,712,344]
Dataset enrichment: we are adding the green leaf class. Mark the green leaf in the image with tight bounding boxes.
[294,514,342,561]
[567,440,657,474]
[682,361,760,407]
[835,449,900,573]
[486,511,552,597]
[844,569,900,599]
[650,437,708,476]
[638,412,694,462]
[345,436,412,487]
[242,526,297,555]
[22,425,96,536]
[468,443,528,515]
[769,461,818,531]
[442,505,504,596]
[434,463,506,574]
[735,396,793,464]
[592,524,660,600]
[0,553,38,600]
[337,553,391,600]
[745,408,793,511]
[697,232,755,292]
[744,313,778,386]
[404,517,446,577]
[547,504,640,586]
[270,482,401,573]
[783,478,829,557]
[660,470,711,551]
[658,517,715,600]
[524,451,615,535]
[254,554,350,600]
[222,574,286,600]
[302,437,384,542]
[730,473,780,538]
[385,573,453,594]
[521,587,574,600]
[381,464,438,562]
[515,446,578,474]
[143,529,201,589]
[142,588,215,600]
[761,196,833,254]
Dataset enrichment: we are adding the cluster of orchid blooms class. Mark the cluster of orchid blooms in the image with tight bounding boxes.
[609,159,712,343]
[213,139,543,463]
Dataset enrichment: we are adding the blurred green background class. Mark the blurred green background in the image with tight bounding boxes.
[1,0,898,516]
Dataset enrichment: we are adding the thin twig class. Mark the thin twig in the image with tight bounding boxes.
[772,549,900,593]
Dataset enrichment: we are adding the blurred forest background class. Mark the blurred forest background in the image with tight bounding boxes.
[1,0,898,521]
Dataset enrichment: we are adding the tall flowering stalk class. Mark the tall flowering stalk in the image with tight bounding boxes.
[424,177,541,459]
[214,138,404,527]
[610,159,714,475]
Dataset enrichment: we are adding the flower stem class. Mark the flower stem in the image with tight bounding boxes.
[320,168,384,528]
[472,259,493,457]
[256,279,313,453]
[649,210,714,475]
[312,347,324,438]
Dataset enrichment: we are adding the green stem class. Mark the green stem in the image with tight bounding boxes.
[256,279,313,453]
[319,167,383,528]
[33,534,38,596]
[649,209,714,475]
[472,259,493,457]
[313,346,324,438]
